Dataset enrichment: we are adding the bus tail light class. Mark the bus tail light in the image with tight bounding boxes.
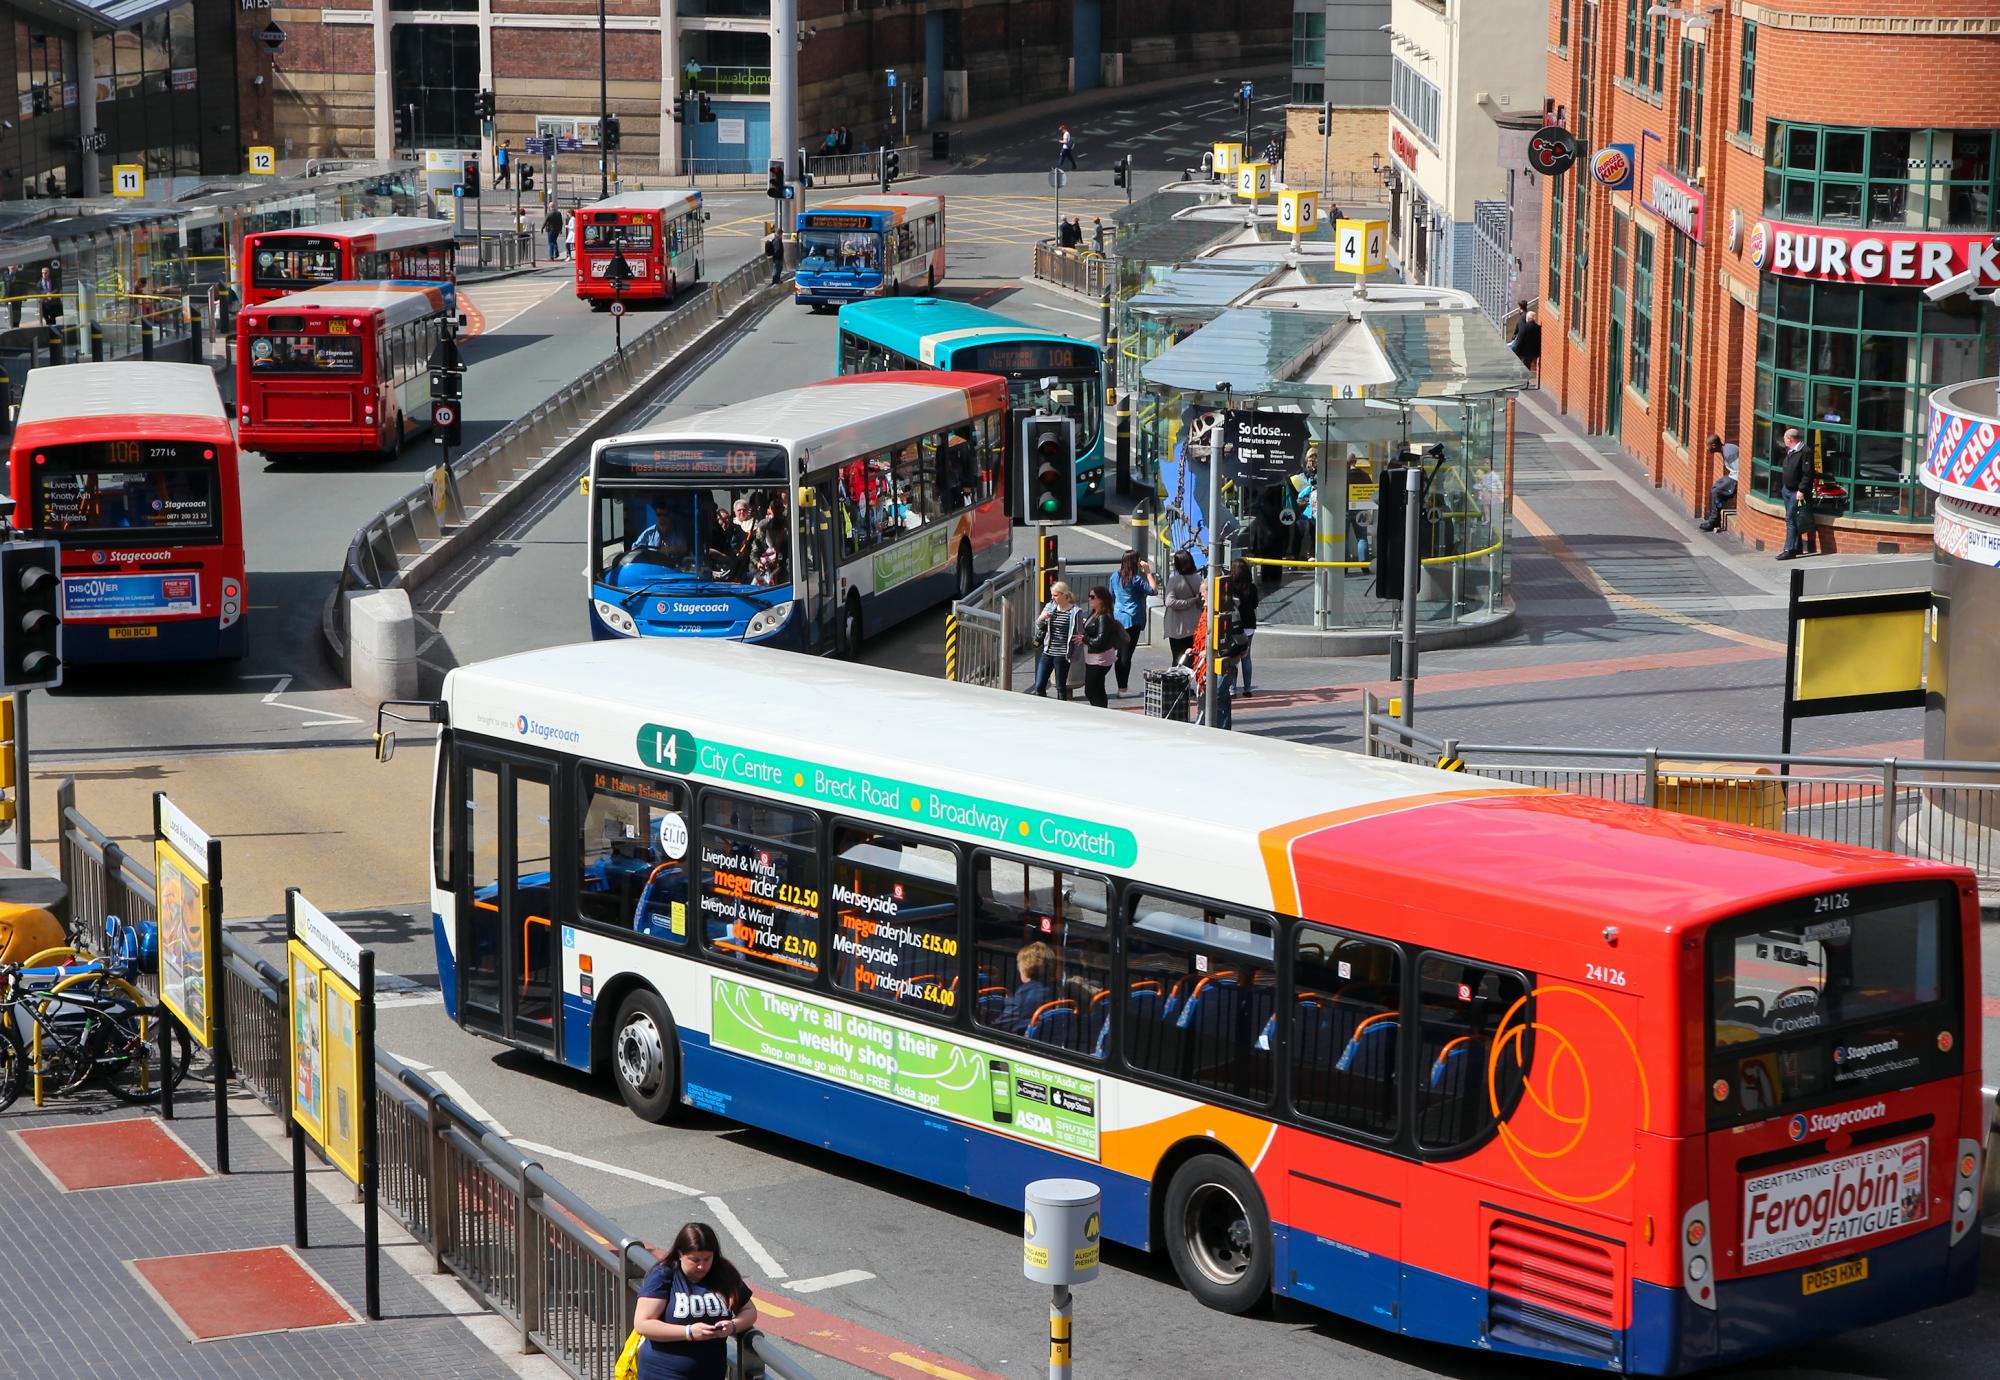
[220,577,243,629]
[1681,1202,1714,1311]
[1950,1138,1982,1245]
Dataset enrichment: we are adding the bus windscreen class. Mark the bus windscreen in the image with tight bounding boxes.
[31,441,223,542]
[247,332,364,374]
[1706,885,1958,1126]
[250,237,343,292]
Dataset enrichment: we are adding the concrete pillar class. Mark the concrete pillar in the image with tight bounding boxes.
[373,0,394,160]
[661,0,678,177]
[772,0,798,234]
[74,27,98,196]
[347,588,420,700]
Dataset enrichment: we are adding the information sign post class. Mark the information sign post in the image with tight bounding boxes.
[153,792,228,1172]
[1023,1178,1101,1380]
[286,887,380,1319]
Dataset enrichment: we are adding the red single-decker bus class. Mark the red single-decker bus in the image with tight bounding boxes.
[241,215,458,307]
[10,362,246,662]
[573,190,705,306]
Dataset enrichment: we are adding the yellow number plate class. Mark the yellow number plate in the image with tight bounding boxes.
[108,625,158,640]
[1801,1257,1868,1295]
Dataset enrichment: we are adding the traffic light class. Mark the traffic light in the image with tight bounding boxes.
[1372,461,1427,603]
[604,114,621,151]
[698,93,715,123]
[881,148,901,191]
[1235,82,1252,117]
[394,105,411,144]
[0,541,62,690]
[767,160,784,199]
[477,89,496,120]
[672,93,686,124]
[462,157,480,198]
[1038,530,1059,604]
[1317,100,1331,136]
[1114,156,1127,189]
[519,163,534,193]
[1019,415,1078,526]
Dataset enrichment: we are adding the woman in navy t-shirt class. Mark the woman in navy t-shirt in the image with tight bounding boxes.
[633,1222,758,1380]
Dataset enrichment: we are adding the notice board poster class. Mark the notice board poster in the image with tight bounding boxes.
[155,839,213,1047]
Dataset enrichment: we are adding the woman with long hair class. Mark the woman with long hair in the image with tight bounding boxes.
[1109,549,1155,698]
[1162,549,1204,664]
[633,1221,759,1379]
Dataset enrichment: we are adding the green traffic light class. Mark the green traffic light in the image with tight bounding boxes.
[1039,495,1059,516]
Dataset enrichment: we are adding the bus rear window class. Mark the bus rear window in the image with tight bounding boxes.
[1707,885,1959,1126]
[248,333,363,374]
[34,464,220,541]
[252,239,341,287]
[583,222,655,250]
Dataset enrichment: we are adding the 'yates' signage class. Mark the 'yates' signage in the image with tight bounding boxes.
[1650,170,1704,243]
[1749,219,2000,290]
[1391,127,1420,171]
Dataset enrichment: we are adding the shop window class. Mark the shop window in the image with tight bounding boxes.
[1290,927,1401,1137]
[1414,955,1528,1152]
[1558,0,1569,49]
[698,791,822,982]
[971,855,1110,1058]
[1764,125,1998,230]
[1673,37,1704,177]
[1123,892,1276,1104]
[1664,237,1694,442]
[1569,170,1589,344]
[829,824,960,1021]
[1547,175,1564,311]
[1629,227,1655,398]
[1623,0,1638,81]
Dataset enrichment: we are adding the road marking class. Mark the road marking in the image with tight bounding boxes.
[784,1269,874,1293]
[702,1193,786,1278]
[242,673,362,727]
[512,1140,703,1197]
[889,1354,980,1380]
[413,1062,513,1137]
[1021,302,1096,322]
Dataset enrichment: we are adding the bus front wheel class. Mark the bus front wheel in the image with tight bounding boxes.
[954,542,975,600]
[838,595,864,660]
[1162,1153,1272,1314]
[610,987,679,1123]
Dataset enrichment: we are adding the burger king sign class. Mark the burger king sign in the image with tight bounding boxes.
[1590,143,1634,192]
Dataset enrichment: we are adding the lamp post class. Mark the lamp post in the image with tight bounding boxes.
[597,0,609,198]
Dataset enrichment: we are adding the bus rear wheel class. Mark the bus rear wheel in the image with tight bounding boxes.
[609,988,678,1123]
[954,542,975,600]
[1162,1153,1271,1314]
[838,595,864,660]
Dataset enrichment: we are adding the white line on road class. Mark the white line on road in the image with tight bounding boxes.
[398,1058,515,1138]
[513,1140,703,1198]
[242,673,363,727]
[702,1194,786,1279]
[1021,302,1097,322]
[784,1270,875,1294]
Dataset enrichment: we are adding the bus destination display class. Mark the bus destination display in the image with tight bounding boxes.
[964,343,1089,375]
[802,215,875,230]
[600,442,789,480]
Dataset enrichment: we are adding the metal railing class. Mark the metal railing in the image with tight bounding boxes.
[947,557,1038,690]
[51,781,821,1380]
[803,146,919,187]
[1359,693,2000,890]
[1033,240,1113,300]
[456,231,538,274]
[328,256,778,662]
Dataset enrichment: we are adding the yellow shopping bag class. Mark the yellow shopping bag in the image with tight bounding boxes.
[614,1329,643,1380]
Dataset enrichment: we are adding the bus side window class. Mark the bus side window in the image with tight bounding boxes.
[971,854,1110,1058]
[1289,926,1400,1137]
[979,413,1002,501]
[697,791,821,984]
[576,766,690,944]
[837,457,872,557]
[895,440,938,526]
[829,823,960,1020]
[943,425,978,512]
[1124,892,1276,1103]
[1413,954,1528,1152]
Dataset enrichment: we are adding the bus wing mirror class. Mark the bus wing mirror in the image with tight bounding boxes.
[374,731,396,763]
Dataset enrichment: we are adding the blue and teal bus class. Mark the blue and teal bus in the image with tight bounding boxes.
[837,297,1106,509]
[794,194,947,309]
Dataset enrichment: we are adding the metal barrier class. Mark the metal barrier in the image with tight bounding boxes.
[51,781,822,1380]
[947,557,1037,690]
[328,256,779,663]
[1032,240,1113,300]
[53,776,156,969]
[1359,692,2000,889]
[456,231,537,274]
[803,146,919,187]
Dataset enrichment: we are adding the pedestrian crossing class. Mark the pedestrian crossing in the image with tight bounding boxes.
[458,266,572,337]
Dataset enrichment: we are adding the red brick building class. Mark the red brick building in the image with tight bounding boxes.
[1537,2,2000,554]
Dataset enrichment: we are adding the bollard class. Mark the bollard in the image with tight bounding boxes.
[89,323,104,362]
[943,610,958,682]
[1024,1179,1100,1380]
[188,305,202,362]
[47,329,64,367]
[1114,393,1132,497]
[140,321,154,360]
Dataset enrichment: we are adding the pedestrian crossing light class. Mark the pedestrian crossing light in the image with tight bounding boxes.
[767,160,785,199]
[1019,414,1078,526]
[698,93,715,123]
[0,541,62,690]
[477,89,496,120]
[1318,100,1331,136]
[462,158,480,198]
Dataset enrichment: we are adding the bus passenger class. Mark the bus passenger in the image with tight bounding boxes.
[996,941,1059,1033]
[632,1221,758,1380]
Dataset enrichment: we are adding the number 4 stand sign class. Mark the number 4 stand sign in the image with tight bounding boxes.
[286,888,381,1319]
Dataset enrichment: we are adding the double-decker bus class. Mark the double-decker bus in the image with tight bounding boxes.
[837,298,1107,508]
[10,363,245,662]
[573,190,705,307]
[240,216,457,308]
[585,372,1011,653]
[236,282,451,461]
[794,194,947,309]
[396,638,1984,1375]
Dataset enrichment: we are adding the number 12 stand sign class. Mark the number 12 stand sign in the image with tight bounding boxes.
[286,887,381,1319]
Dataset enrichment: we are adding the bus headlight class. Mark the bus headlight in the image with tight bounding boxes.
[592,599,638,636]
[744,602,794,641]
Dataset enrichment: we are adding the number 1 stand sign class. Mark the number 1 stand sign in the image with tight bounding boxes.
[286,887,381,1319]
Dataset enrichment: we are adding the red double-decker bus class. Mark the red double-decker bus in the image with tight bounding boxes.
[236,282,451,461]
[240,216,458,307]
[10,362,245,662]
[573,190,705,306]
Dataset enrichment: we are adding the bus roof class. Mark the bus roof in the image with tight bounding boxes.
[443,641,1963,938]
[14,362,229,436]
[250,216,452,251]
[598,373,1005,465]
[801,194,943,224]
[838,297,1097,365]
[576,190,702,216]
[249,281,449,324]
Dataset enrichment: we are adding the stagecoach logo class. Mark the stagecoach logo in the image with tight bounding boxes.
[515,714,582,745]
[658,601,732,616]
[1789,1114,1809,1142]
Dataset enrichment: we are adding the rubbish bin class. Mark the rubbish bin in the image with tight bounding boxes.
[932,130,950,161]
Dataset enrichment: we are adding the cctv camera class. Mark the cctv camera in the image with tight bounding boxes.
[1924,266,1980,301]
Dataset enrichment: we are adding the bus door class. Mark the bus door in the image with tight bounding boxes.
[796,482,840,650]
[459,747,559,1053]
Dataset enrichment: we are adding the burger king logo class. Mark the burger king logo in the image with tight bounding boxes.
[1748,220,1770,268]
[1590,144,1633,190]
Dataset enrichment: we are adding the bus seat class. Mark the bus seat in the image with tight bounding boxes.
[1429,1035,1477,1089]
[977,986,1008,1022]
[634,862,687,938]
[1336,1014,1398,1074]
[1087,988,1111,1050]
[1026,999,1080,1050]
[1119,984,1169,1065]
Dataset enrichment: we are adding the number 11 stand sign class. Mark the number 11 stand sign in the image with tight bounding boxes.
[1023,1178,1100,1380]
[153,791,229,1173]
[286,887,381,1320]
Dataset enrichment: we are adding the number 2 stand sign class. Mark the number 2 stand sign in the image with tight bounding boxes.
[154,791,230,1172]
[286,887,381,1319]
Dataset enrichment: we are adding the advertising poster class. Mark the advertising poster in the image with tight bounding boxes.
[289,942,326,1144]
[711,977,1099,1156]
[1740,1136,1927,1265]
[321,974,363,1181]
[154,839,213,1046]
[62,573,201,619]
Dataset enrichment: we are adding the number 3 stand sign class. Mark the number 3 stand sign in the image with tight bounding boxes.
[286,887,381,1319]
[153,792,230,1173]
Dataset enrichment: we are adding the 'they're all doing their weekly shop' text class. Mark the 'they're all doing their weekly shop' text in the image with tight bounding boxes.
[637,723,1138,868]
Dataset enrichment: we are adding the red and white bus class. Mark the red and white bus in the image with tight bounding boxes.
[240,216,458,308]
[573,191,705,307]
[236,282,451,461]
[10,362,245,662]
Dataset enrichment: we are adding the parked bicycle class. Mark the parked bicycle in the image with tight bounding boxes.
[0,958,192,1112]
